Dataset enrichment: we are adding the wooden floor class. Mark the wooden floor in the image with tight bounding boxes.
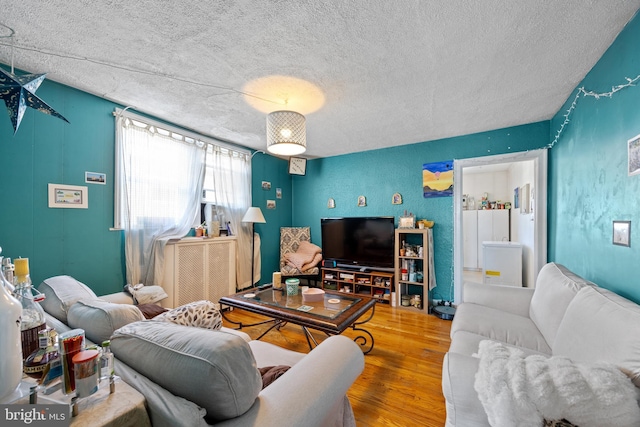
[222,302,452,427]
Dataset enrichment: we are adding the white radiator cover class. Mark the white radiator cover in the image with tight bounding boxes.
[162,237,237,308]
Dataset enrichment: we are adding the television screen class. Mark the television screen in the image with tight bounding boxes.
[321,217,395,270]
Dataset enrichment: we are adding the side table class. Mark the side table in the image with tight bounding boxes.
[1,377,150,427]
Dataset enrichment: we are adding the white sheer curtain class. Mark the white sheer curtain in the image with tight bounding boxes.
[115,112,206,286]
[210,146,252,290]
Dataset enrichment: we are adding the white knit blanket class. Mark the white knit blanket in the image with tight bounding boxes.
[474,340,640,427]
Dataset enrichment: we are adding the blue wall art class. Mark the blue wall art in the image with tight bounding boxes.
[422,160,453,198]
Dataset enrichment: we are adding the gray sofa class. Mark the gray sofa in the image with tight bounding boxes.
[38,276,365,427]
[442,262,640,426]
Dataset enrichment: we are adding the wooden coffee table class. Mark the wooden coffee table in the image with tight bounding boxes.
[219,286,376,353]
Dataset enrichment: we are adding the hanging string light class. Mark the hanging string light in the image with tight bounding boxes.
[549,74,640,148]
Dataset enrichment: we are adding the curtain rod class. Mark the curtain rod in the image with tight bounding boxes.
[113,107,251,156]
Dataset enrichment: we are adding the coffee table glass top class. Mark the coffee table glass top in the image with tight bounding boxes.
[237,288,362,320]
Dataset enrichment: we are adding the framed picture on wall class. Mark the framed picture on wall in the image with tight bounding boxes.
[628,133,640,176]
[613,220,631,247]
[422,161,453,198]
[48,183,88,209]
[520,184,530,214]
[85,171,106,184]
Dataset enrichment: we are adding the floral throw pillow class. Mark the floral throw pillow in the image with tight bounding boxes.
[155,300,222,331]
[543,420,578,427]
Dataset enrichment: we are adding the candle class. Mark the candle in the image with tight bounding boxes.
[272,272,282,289]
[14,258,29,277]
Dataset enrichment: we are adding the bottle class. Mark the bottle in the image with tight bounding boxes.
[2,257,14,287]
[23,329,59,379]
[41,329,62,385]
[13,258,47,358]
[0,251,23,400]
[100,340,114,378]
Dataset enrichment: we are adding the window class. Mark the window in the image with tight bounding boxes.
[113,108,251,286]
[114,109,250,230]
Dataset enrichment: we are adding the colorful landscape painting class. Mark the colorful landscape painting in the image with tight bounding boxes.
[423,160,453,198]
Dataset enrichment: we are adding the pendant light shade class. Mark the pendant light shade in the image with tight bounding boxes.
[266,110,306,155]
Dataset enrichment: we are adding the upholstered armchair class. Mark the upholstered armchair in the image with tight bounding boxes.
[279,227,322,284]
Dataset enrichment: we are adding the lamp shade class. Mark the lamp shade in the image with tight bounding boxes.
[266,110,306,155]
[242,207,266,223]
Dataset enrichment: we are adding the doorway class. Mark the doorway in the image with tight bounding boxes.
[453,149,548,304]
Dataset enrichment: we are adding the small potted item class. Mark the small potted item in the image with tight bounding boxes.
[285,278,299,296]
[73,349,100,398]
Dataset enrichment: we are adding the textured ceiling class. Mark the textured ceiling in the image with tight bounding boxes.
[1,1,639,158]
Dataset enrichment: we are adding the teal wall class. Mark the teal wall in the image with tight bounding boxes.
[0,66,289,295]
[3,10,639,304]
[549,11,640,302]
[0,70,124,295]
[293,123,549,301]
[250,152,291,284]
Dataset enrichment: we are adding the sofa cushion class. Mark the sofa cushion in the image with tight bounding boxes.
[38,275,98,324]
[554,286,640,387]
[449,330,549,358]
[67,299,145,344]
[529,263,595,348]
[451,303,552,354]
[111,320,262,422]
[442,352,490,427]
[249,340,306,368]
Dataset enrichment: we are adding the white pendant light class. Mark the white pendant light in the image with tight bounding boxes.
[266,110,306,155]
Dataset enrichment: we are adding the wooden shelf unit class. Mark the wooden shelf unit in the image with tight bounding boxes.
[395,228,430,313]
[321,267,394,303]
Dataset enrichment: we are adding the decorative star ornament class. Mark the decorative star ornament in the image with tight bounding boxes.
[0,68,69,134]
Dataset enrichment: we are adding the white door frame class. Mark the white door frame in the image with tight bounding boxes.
[453,149,548,304]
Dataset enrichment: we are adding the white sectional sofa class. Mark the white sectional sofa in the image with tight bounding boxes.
[442,262,640,426]
[38,275,365,427]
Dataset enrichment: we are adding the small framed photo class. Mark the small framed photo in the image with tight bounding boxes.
[48,183,88,209]
[613,220,631,247]
[266,200,276,210]
[276,188,282,199]
[399,216,415,229]
[85,171,106,185]
[261,181,271,191]
[628,133,640,176]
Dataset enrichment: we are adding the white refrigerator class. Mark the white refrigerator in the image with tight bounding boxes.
[482,241,523,286]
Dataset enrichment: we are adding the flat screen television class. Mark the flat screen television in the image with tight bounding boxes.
[320,216,395,271]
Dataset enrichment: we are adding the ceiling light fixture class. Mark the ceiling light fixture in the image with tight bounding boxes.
[266,110,306,156]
